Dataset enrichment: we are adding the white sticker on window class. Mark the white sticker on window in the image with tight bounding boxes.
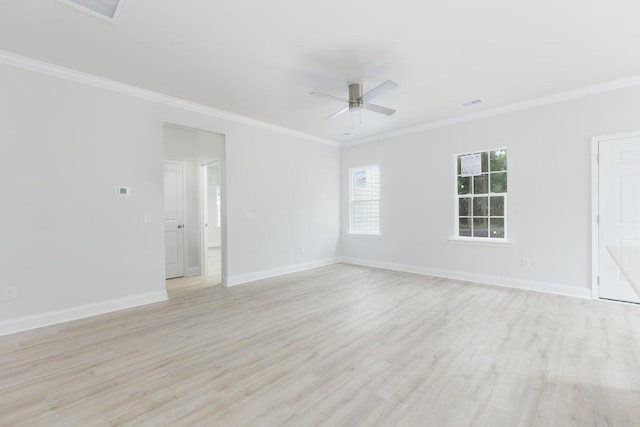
[461,154,482,177]
[355,170,367,186]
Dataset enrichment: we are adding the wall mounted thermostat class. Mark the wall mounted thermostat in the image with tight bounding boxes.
[116,186,131,196]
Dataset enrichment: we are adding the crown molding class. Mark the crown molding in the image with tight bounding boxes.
[343,75,640,147]
[0,50,340,148]
[4,49,639,149]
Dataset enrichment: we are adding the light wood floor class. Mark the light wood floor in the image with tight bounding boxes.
[166,247,221,299]
[207,246,221,279]
[2,263,640,426]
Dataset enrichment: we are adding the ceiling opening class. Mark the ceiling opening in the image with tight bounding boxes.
[58,0,127,22]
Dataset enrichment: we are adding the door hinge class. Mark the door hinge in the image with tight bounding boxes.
[597,276,600,285]
[596,214,599,224]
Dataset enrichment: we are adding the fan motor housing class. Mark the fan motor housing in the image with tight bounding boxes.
[348,83,363,111]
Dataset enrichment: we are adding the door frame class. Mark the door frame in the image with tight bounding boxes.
[200,160,221,276]
[591,129,640,300]
[164,160,188,278]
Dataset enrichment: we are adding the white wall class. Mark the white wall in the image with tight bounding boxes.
[225,126,340,280]
[341,86,640,297]
[0,59,340,330]
[207,164,221,246]
[163,125,223,275]
[5,50,637,333]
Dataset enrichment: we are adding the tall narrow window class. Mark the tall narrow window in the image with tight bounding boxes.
[456,149,507,239]
[350,165,380,235]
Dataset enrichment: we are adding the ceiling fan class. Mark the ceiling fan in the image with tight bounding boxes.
[309,80,398,119]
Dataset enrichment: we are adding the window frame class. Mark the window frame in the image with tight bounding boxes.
[453,148,509,243]
[348,164,381,236]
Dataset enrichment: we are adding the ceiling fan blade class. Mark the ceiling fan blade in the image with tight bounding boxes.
[362,80,398,102]
[309,92,349,103]
[326,106,349,119]
[362,103,396,116]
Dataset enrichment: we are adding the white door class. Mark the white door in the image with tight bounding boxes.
[164,162,185,279]
[598,136,640,303]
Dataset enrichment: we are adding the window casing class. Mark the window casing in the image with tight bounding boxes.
[349,165,380,235]
[456,149,507,239]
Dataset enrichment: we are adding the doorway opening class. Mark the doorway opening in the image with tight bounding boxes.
[202,161,222,283]
[162,123,226,298]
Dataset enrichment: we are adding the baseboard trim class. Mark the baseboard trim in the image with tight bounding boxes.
[340,257,591,299]
[226,257,339,287]
[187,267,201,277]
[0,291,168,336]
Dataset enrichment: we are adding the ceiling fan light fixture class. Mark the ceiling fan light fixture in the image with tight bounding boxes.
[58,0,127,22]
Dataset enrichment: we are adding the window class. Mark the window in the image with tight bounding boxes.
[349,165,380,234]
[456,149,507,239]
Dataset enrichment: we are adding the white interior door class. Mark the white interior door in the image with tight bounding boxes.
[598,136,640,303]
[164,162,185,279]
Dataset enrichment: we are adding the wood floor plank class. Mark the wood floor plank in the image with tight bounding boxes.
[1,263,640,426]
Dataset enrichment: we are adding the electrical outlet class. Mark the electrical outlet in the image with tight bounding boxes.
[521,257,531,268]
[4,287,17,301]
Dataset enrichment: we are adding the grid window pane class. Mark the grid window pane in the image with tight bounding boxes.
[474,173,488,194]
[490,149,507,171]
[490,218,505,238]
[459,197,472,216]
[473,218,488,237]
[489,196,504,216]
[491,172,507,193]
[473,196,488,216]
[481,152,489,173]
[458,176,470,195]
[459,218,472,236]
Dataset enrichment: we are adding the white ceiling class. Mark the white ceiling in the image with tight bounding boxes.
[1,0,640,142]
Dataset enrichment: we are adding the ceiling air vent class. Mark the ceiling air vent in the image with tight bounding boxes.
[462,99,482,107]
[59,0,127,23]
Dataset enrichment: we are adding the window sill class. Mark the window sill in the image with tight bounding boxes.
[448,237,513,247]
[345,232,382,238]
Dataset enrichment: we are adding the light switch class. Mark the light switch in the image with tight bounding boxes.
[143,213,151,224]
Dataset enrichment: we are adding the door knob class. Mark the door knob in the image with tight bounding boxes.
[177,224,184,229]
